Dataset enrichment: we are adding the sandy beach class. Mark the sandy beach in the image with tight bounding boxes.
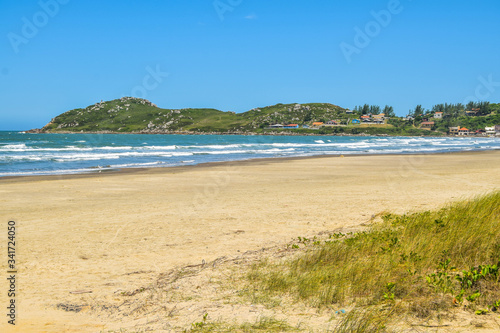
[1,151,500,332]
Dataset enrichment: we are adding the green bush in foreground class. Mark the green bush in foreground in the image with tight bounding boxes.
[247,192,500,319]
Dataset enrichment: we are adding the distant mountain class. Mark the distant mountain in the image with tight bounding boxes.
[35,97,349,133]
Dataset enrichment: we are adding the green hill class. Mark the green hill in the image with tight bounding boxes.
[37,97,348,133]
[36,97,499,135]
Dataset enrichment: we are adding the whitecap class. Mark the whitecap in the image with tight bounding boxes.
[1,144,28,150]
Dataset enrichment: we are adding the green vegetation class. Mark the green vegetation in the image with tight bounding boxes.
[353,104,395,117]
[410,101,500,132]
[433,113,500,132]
[39,97,348,134]
[265,124,439,136]
[41,97,249,133]
[101,193,500,332]
[187,315,297,332]
[37,97,500,135]
[246,192,500,324]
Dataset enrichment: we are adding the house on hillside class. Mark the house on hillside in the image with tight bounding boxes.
[420,121,435,130]
[361,115,371,122]
[283,124,299,129]
[372,114,385,123]
[312,122,324,128]
[458,127,469,136]
[434,112,443,119]
[302,124,309,128]
[345,109,353,114]
[465,110,478,116]
[269,124,284,128]
[352,119,361,124]
[326,120,338,125]
[449,126,460,135]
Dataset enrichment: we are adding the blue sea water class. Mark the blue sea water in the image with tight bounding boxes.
[0,131,499,177]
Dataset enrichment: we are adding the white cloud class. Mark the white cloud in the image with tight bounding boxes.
[245,13,258,20]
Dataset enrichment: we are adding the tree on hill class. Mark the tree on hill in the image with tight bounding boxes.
[432,104,445,113]
[383,105,395,117]
[466,101,491,115]
[354,104,387,115]
[410,105,426,117]
[369,105,381,115]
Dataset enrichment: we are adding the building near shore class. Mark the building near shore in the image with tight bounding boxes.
[475,129,486,136]
[449,126,459,135]
[486,126,496,135]
[420,121,435,130]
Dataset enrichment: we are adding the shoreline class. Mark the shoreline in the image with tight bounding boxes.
[23,128,500,138]
[1,149,499,183]
[23,128,469,137]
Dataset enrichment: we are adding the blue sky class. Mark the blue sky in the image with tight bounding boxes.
[1,0,500,130]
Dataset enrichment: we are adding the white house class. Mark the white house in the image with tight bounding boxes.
[486,126,496,135]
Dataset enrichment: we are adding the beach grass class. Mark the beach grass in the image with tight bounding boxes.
[246,191,500,323]
[186,316,297,332]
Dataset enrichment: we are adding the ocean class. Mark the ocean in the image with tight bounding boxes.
[0,131,499,177]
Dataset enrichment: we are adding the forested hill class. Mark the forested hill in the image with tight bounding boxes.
[36,97,348,133]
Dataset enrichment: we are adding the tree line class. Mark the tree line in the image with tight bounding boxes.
[408,101,494,117]
[353,104,395,117]
[354,101,497,118]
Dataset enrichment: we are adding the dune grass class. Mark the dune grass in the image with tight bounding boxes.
[246,191,500,321]
[187,316,297,332]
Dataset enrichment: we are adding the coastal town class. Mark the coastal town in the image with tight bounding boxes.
[265,106,500,136]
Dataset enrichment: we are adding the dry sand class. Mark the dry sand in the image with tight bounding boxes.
[1,151,500,332]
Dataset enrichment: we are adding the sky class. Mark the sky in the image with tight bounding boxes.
[1,0,500,130]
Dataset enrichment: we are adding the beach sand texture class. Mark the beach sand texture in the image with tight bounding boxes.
[1,151,500,332]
